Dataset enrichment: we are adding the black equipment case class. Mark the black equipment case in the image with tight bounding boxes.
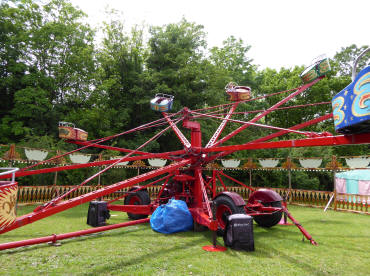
[223,214,254,251]
[87,201,110,227]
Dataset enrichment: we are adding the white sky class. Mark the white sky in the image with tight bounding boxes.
[70,0,369,70]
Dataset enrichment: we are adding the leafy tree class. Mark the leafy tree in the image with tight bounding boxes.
[333,44,370,77]
[201,36,257,153]
[0,0,95,142]
[0,0,30,141]
[146,18,208,110]
[91,12,163,152]
[209,36,255,87]
[145,19,213,151]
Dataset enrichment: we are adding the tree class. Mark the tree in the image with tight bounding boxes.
[145,19,215,151]
[91,12,161,151]
[0,0,31,141]
[146,18,208,110]
[0,0,96,142]
[333,44,370,77]
[209,36,255,87]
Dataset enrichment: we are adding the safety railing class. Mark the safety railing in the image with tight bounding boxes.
[15,185,369,214]
[0,167,19,183]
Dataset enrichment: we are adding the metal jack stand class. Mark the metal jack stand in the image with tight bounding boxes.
[202,202,227,252]
[47,234,61,247]
[279,194,293,226]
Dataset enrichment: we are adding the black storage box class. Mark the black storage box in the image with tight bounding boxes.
[223,214,254,251]
[87,201,110,227]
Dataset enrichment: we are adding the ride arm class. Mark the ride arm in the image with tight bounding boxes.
[204,113,333,163]
[247,113,333,144]
[163,112,191,149]
[210,77,324,147]
[67,140,148,155]
[0,159,192,234]
[206,102,239,148]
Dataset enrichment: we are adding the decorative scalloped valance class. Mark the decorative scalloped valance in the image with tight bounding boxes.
[259,159,279,168]
[110,157,129,166]
[148,158,167,167]
[299,159,322,168]
[345,157,369,169]
[24,149,48,161]
[221,159,240,168]
[70,154,91,164]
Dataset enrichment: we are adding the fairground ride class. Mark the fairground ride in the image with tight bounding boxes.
[0,49,369,251]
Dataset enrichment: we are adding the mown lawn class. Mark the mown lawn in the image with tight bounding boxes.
[0,204,369,276]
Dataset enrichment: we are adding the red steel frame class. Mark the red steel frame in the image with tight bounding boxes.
[1,76,370,250]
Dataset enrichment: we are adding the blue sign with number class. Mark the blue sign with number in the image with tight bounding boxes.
[332,66,370,134]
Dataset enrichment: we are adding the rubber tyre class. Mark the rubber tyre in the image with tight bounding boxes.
[124,190,151,220]
[253,201,282,227]
[214,195,245,236]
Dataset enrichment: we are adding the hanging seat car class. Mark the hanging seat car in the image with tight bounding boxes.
[150,93,174,112]
[300,55,331,83]
[58,122,88,141]
[225,82,251,101]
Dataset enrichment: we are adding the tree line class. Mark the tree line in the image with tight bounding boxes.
[1,0,369,190]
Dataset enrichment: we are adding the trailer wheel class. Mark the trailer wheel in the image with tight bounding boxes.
[214,195,245,235]
[253,201,282,227]
[124,189,150,220]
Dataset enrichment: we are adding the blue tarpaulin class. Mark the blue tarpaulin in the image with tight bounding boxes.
[150,199,194,234]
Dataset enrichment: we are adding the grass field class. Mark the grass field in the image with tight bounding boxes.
[0,204,369,276]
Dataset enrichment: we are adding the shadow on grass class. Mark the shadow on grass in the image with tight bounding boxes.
[302,218,349,225]
[257,245,327,276]
[86,227,328,276]
[84,234,206,276]
[317,241,369,254]
[218,227,327,276]
[0,223,149,255]
[254,225,310,246]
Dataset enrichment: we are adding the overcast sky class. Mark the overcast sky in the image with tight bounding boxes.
[70,0,369,70]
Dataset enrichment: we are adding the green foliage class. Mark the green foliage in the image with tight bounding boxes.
[147,18,208,110]
[0,0,95,142]
[291,171,320,190]
[20,134,56,149]
[253,170,287,188]
[333,44,370,77]
[209,36,256,86]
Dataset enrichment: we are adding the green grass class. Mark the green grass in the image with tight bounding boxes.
[0,204,369,276]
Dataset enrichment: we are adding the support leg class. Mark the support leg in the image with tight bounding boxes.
[283,206,317,245]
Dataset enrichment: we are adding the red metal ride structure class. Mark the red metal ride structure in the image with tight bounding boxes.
[0,59,370,250]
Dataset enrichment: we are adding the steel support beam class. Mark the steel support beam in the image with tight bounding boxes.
[203,133,370,153]
[206,102,239,148]
[0,218,150,251]
[163,112,191,149]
